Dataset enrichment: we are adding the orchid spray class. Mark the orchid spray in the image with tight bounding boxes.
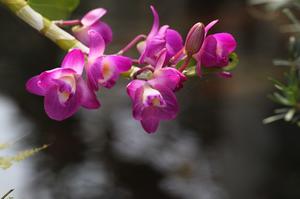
[1,1,238,133]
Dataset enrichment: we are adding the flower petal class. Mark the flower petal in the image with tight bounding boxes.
[205,20,218,34]
[153,84,179,120]
[148,5,160,38]
[89,21,113,45]
[127,80,146,100]
[86,57,103,91]
[212,33,237,53]
[152,67,184,90]
[77,77,101,109]
[81,8,107,27]
[106,55,132,72]
[218,71,233,79]
[88,30,105,61]
[201,35,230,67]
[155,49,167,70]
[26,68,77,96]
[44,86,81,121]
[132,86,146,120]
[26,75,46,96]
[61,49,85,75]
[166,29,183,58]
[139,38,166,65]
[141,107,160,133]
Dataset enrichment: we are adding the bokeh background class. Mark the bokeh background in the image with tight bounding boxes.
[0,0,300,199]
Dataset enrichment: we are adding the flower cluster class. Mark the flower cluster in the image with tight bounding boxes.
[26,6,237,133]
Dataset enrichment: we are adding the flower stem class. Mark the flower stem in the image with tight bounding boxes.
[54,19,82,27]
[117,34,146,55]
[169,47,185,64]
[0,0,89,53]
[178,56,191,72]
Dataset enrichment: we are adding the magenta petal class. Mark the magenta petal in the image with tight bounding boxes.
[27,68,76,96]
[141,107,160,133]
[218,71,233,79]
[201,35,230,67]
[77,77,100,109]
[212,33,237,53]
[61,49,85,75]
[200,36,219,67]
[148,5,160,38]
[165,29,183,57]
[205,20,218,34]
[89,21,113,45]
[81,8,107,27]
[26,75,46,96]
[155,49,167,70]
[132,86,145,120]
[107,55,132,72]
[88,30,105,61]
[127,80,145,100]
[139,38,166,65]
[152,67,183,90]
[86,58,103,91]
[44,86,81,121]
[153,85,179,120]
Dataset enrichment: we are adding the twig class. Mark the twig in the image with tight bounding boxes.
[1,189,14,199]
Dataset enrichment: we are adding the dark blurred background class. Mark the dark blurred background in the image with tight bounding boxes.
[0,0,299,199]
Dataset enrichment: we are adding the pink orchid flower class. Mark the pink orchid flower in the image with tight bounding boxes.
[26,49,100,121]
[72,8,113,46]
[195,20,237,76]
[86,30,132,90]
[127,50,184,133]
[138,6,183,66]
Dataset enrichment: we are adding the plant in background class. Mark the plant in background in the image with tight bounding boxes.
[0,0,239,133]
[1,189,14,199]
[249,0,300,126]
[263,35,300,125]
[0,143,48,169]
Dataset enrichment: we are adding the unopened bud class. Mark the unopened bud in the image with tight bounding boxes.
[185,22,205,56]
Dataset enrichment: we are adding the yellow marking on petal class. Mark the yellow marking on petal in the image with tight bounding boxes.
[142,86,165,107]
[99,60,114,83]
[58,91,70,104]
[59,75,76,93]
[152,98,161,107]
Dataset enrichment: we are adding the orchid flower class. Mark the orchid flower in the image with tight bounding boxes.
[86,30,132,90]
[138,6,183,66]
[194,20,237,76]
[26,49,100,121]
[72,8,113,46]
[127,50,183,133]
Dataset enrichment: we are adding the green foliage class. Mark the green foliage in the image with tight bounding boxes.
[264,68,300,125]
[0,144,48,169]
[28,0,80,20]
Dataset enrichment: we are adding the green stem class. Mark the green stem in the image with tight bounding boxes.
[0,0,89,53]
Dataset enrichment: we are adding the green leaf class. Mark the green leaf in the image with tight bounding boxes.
[28,0,80,20]
[223,53,239,72]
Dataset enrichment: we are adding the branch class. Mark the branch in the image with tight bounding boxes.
[0,0,89,53]
[1,189,14,199]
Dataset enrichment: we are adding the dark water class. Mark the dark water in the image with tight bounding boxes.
[0,0,300,199]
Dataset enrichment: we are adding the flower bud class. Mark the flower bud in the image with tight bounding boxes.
[185,22,205,56]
